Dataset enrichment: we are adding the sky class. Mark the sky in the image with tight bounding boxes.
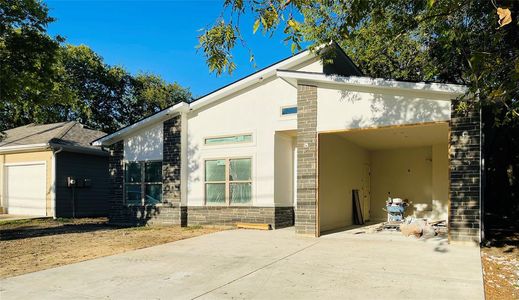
[44,0,300,98]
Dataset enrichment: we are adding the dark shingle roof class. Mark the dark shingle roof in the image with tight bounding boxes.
[0,122,106,150]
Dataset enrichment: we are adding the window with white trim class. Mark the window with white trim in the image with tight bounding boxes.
[205,158,252,205]
[281,106,297,116]
[204,134,252,146]
[124,161,162,205]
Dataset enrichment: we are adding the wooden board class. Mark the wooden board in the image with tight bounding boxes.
[352,189,365,225]
[236,223,271,230]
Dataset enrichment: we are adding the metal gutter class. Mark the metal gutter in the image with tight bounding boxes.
[0,143,49,154]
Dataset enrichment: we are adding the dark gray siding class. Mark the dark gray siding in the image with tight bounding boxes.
[55,151,109,217]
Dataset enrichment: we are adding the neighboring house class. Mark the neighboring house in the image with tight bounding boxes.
[94,44,481,243]
[0,122,110,218]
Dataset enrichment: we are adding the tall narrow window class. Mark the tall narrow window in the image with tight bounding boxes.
[125,162,142,205]
[205,159,226,205]
[204,158,252,205]
[124,161,163,205]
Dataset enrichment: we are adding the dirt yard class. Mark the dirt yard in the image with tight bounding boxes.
[481,219,519,300]
[0,218,225,279]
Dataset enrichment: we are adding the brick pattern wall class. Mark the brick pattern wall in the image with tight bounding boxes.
[449,100,481,243]
[108,141,124,223]
[110,116,184,226]
[295,84,318,236]
[187,207,294,229]
[163,116,182,206]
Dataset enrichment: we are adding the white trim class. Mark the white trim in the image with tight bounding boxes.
[93,102,189,146]
[0,143,49,154]
[51,152,56,218]
[3,160,47,167]
[276,70,468,96]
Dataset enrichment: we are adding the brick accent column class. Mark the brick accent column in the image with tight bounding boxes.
[449,100,481,243]
[108,141,124,222]
[295,84,318,236]
[162,116,183,225]
[163,116,182,205]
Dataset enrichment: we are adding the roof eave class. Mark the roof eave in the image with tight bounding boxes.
[0,143,50,154]
[276,70,468,97]
[92,102,189,147]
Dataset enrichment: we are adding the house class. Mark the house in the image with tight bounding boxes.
[93,44,481,243]
[0,122,110,218]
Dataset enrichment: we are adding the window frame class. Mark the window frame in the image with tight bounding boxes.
[280,105,298,118]
[204,157,253,206]
[203,133,253,147]
[124,160,163,206]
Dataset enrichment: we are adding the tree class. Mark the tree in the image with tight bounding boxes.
[0,0,192,134]
[0,0,69,130]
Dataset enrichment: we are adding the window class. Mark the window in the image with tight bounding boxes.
[125,161,162,205]
[204,134,252,146]
[281,106,297,116]
[205,158,252,205]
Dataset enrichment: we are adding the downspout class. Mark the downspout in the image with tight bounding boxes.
[52,147,63,219]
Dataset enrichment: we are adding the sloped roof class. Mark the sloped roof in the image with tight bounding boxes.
[0,122,106,151]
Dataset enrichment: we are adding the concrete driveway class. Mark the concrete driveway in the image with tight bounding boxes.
[0,227,483,300]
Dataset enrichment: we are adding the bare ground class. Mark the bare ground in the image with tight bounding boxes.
[481,223,519,300]
[0,218,226,279]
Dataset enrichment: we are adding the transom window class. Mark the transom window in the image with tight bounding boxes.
[205,158,252,205]
[204,134,252,146]
[281,106,297,116]
[125,161,162,205]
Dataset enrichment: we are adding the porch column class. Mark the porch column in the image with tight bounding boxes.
[295,84,318,236]
[449,100,481,244]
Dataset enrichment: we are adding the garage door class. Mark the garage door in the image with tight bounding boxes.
[5,163,47,216]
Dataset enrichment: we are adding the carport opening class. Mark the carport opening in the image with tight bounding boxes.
[318,122,449,235]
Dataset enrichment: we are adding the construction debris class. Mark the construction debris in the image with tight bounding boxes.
[399,217,447,238]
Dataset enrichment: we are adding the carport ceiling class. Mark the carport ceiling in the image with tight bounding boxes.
[332,122,449,150]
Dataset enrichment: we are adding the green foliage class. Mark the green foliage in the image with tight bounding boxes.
[0,0,68,130]
[198,21,237,75]
[0,0,191,134]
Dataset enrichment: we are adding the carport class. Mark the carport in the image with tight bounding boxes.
[279,70,482,243]
[318,122,449,234]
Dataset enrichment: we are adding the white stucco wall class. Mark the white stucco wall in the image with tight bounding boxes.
[319,135,370,231]
[124,123,163,161]
[274,132,295,206]
[317,87,452,132]
[186,77,299,207]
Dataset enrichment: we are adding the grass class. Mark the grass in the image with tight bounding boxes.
[0,218,225,279]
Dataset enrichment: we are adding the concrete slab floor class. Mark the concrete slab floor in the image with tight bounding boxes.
[0,227,484,300]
